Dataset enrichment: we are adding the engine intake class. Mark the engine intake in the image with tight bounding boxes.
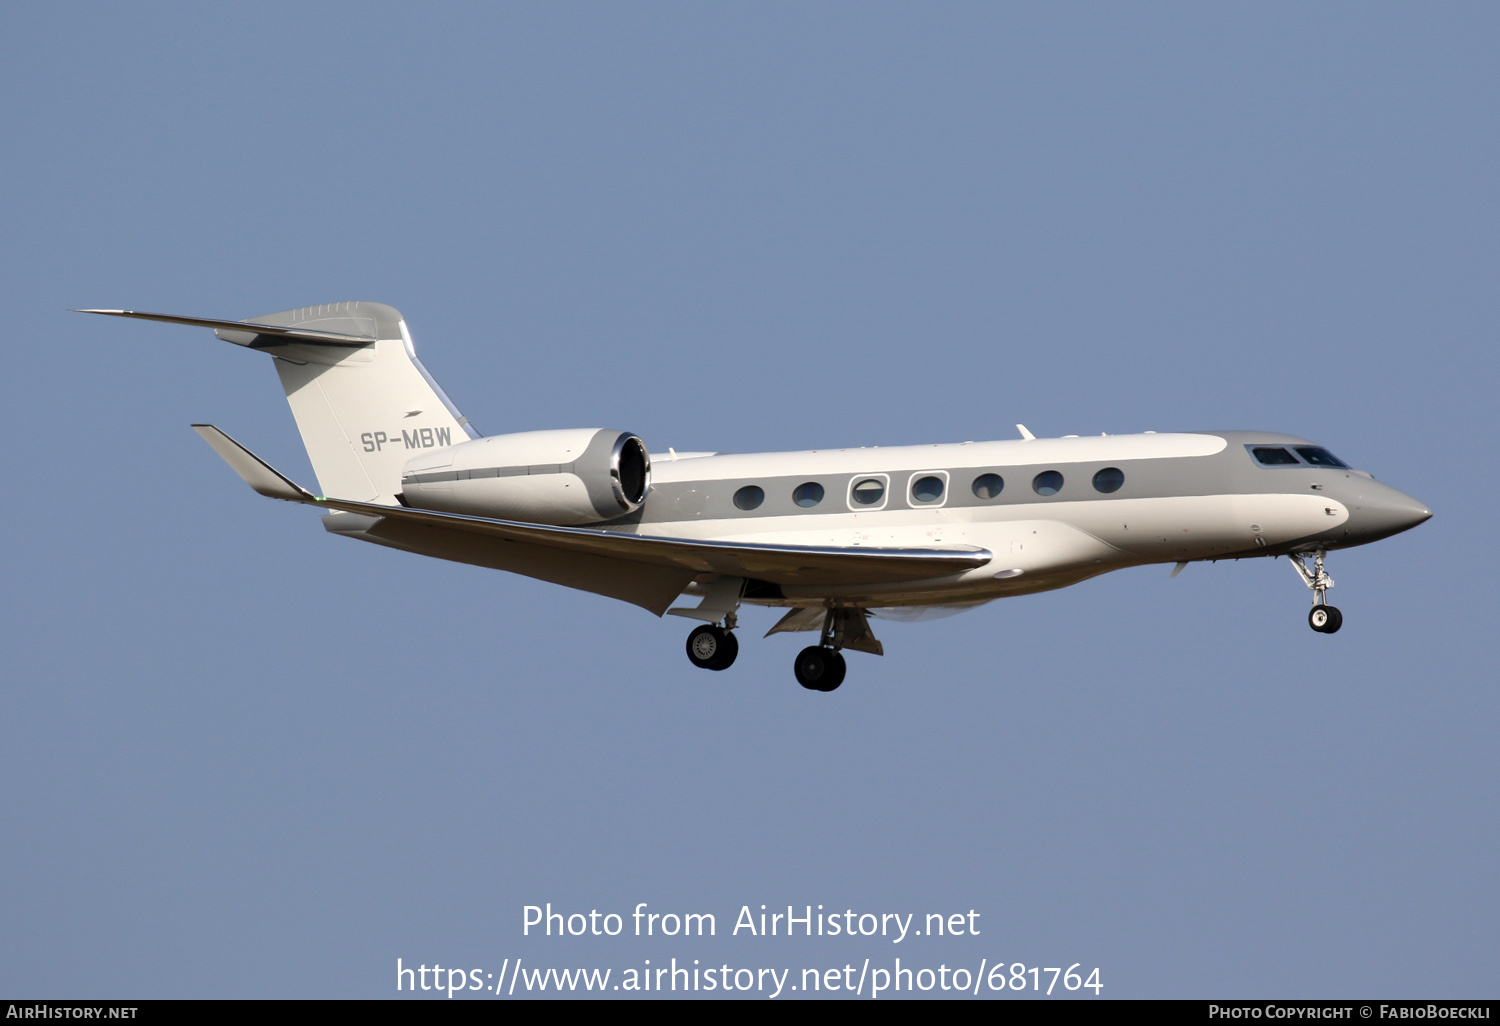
[400,428,650,525]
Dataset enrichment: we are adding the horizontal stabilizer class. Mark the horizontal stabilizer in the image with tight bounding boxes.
[76,309,376,346]
[191,425,318,502]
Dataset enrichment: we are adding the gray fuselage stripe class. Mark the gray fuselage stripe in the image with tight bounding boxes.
[617,431,1346,527]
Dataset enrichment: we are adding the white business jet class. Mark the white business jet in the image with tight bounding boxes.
[82,302,1431,692]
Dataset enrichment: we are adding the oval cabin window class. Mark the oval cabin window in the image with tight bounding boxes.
[733,485,765,510]
[851,478,885,506]
[911,476,945,503]
[1092,467,1124,493]
[1033,470,1064,496]
[793,482,825,508]
[972,473,1004,499]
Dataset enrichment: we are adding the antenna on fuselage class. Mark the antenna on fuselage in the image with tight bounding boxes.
[1016,424,1036,441]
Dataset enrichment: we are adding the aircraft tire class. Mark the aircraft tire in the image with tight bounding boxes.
[687,625,737,670]
[795,646,846,692]
[713,630,739,669]
[1308,605,1343,633]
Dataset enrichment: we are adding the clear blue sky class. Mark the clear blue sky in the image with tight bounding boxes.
[2,2,1495,999]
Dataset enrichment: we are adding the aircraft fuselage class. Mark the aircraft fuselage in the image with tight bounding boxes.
[627,430,1430,608]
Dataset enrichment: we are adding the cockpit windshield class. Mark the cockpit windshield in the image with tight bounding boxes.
[1250,446,1300,466]
[1294,446,1349,468]
[1247,444,1351,469]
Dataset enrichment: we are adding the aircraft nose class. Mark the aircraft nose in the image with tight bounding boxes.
[1350,483,1432,542]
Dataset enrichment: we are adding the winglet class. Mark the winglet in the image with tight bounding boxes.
[191,425,319,503]
[1016,424,1036,441]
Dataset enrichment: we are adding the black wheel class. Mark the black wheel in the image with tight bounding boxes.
[687,625,737,670]
[1308,605,1343,634]
[794,646,846,691]
[713,630,739,668]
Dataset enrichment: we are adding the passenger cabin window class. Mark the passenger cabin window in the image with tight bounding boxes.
[1295,446,1349,468]
[972,473,1004,499]
[911,475,945,504]
[1251,446,1301,466]
[793,482,825,508]
[733,485,764,510]
[850,478,885,506]
[1092,467,1124,493]
[1033,470,1064,496]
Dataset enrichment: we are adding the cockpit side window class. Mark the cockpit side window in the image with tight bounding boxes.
[1295,446,1349,468]
[1250,446,1301,466]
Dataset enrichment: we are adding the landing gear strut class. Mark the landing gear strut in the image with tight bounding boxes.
[1291,549,1343,634]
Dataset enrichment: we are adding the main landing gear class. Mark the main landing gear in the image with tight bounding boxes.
[794,646,846,692]
[674,577,745,672]
[789,607,881,692]
[676,582,882,691]
[685,619,739,671]
[1291,548,1343,634]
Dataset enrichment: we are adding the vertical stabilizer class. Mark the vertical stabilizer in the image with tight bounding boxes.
[238,302,475,503]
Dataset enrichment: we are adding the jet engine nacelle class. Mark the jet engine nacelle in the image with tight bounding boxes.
[399,428,650,525]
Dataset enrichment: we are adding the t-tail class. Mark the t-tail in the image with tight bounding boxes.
[80,302,476,503]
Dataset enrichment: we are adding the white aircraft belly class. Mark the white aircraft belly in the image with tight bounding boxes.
[639,509,1129,604]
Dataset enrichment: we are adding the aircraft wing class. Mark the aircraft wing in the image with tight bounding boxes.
[192,425,993,597]
[320,496,991,585]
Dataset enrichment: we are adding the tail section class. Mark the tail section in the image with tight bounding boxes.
[84,302,476,503]
[252,302,475,502]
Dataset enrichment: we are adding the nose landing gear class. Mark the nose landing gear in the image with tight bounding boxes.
[1308,605,1343,633]
[1291,549,1343,634]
